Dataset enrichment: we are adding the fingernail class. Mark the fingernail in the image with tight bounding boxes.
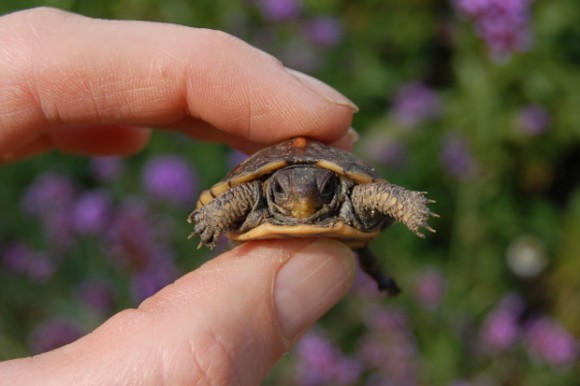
[286,68,359,112]
[331,128,359,151]
[274,239,355,341]
[346,127,360,143]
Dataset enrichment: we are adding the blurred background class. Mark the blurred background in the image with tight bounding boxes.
[1,0,579,385]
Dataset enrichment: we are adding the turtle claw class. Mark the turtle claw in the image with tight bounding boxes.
[188,181,259,251]
[187,208,222,249]
[412,223,436,239]
[411,214,437,238]
[425,225,436,233]
[393,189,438,237]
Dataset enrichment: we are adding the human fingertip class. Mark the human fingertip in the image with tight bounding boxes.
[274,239,355,342]
[330,127,360,151]
[285,69,359,113]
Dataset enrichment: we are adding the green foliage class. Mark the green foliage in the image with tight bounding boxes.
[1,1,579,385]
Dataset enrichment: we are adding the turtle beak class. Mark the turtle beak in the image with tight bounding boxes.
[289,197,322,219]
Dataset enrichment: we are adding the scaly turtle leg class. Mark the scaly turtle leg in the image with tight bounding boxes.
[351,182,437,236]
[188,181,262,249]
[356,247,401,296]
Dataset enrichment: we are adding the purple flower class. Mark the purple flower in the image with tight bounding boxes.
[295,330,362,386]
[106,200,159,270]
[73,190,113,236]
[365,306,408,332]
[524,317,579,366]
[280,38,322,73]
[29,318,83,354]
[106,199,178,303]
[413,267,446,309]
[440,132,478,180]
[479,294,524,353]
[363,135,408,170]
[21,172,77,251]
[517,105,549,135]
[454,0,533,61]
[358,307,419,385]
[357,336,391,369]
[25,253,56,284]
[90,156,124,183]
[390,82,442,128]
[130,251,178,302]
[258,0,302,21]
[305,16,343,47]
[21,172,75,217]
[2,242,31,274]
[2,242,56,283]
[142,155,197,207]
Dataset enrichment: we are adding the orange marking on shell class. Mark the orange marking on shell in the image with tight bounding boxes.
[292,137,308,148]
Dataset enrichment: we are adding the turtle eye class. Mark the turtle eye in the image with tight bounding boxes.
[319,176,337,200]
[272,180,285,196]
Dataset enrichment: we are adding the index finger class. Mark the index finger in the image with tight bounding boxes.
[0,8,357,157]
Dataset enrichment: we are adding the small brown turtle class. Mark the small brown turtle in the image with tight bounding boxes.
[188,137,437,295]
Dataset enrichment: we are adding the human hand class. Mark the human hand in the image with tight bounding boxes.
[0,7,358,385]
[0,7,358,162]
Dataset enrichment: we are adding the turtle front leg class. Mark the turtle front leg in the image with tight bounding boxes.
[188,181,261,249]
[352,182,437,237]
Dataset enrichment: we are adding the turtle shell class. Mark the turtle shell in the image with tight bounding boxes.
[196,137,382,209]
[228,221,380,249]
[195,137,385,248]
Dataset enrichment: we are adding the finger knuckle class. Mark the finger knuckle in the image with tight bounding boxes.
[180,331,242,385]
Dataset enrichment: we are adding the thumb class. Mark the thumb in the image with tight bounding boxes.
[1,239,356,386]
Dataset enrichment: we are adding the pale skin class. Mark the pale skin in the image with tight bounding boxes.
[0,7,360,386]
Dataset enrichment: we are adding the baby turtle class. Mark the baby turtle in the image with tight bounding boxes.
[188,137,437,296]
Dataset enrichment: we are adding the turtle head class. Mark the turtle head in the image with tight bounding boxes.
[267,165,340,220]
